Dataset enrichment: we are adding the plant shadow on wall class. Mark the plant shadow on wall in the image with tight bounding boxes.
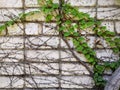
[0,0,120,89]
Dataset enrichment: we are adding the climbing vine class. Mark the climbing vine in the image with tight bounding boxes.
[0,0,120,89]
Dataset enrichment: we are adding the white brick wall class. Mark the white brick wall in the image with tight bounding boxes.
[0,0,119,89]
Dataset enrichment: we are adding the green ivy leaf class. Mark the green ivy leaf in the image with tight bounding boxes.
[0,25,6,32]
[64,32,70,37]
[76,46,83,52]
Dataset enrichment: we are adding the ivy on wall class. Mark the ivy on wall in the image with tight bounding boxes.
[0,0,120,89]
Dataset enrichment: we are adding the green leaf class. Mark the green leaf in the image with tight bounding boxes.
[88,57,95,63]
[78,37,85,42]
[46,14,53,22]
[64,32,70,37]
[76,46,83,52]
[85,54,90,59]
[95,65,104,74]
[82,42,88,47]
[73,32,79,36]
[5,21,14,27]
[0,25,6,32]
[52,3,59,9]
[73,39,79,46]
[59,26,65,31]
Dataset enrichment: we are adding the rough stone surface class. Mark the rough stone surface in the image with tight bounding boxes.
[0,0,119,89]
[105,67,120,90]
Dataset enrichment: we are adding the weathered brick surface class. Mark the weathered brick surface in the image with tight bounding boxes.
[0,0,23,8]
[0,9,23,22]
[115,21,120,34]
[66,0,96,6]
[0,0,119,89]
[97,7,120,20]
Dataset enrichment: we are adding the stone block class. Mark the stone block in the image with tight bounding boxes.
[61,76,94,88]
[0,50,23,62]
[101,21,114,32]
[25,63,59,75]
[60,38,74,49]
[85,36,96,48]
[7,23,24,35]
[115,21,120,34]
[98,0,115,6]
[0,63,24,75]
[25,9,45,21]
[96,49,119,62]
[0,9,23,22]
[0,37,23,49]
[26,50,59,62]
[25,0,39,7]
[0,0,22,8]
[25,36,60,49]
[97,8,120,20]
[25,23,42,35]
[43,23,58,35]
[62,63,90,75]
[25,76,58,88]
[65,0,96,6]
[0,76,24,88]
[60,50,88,62]
[79,8,96,18]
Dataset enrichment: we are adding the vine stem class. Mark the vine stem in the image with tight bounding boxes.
[61,35,93,76]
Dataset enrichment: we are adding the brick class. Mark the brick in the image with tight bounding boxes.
[62,63,90,75]
[0,9,23,22]
[25,23,42,35]
[0,63,24,75]
[79,8,96,18]
[25,0,59,7]
[0,0,22,8]
[115,21,120,34]
[25,63,59,75]
[60,50,88,62]
[43,23,58,35]
[85,36,96,48]
[0,37,23,49]
[60,50,77,61]
[96,49,119,62]
[65,0,96,6]
[25,9,45,21]
[97,8,120,20]
[61,76,94,88]
[101,21,114,32]
[7,23,24,35]
[25,0,39,7]
[26,50,59,62]
[0,76,24,88]
[25,76,58,88]
[0,50,24,62]
[61,38,74,48]
[98,0,115,6]
[25,36,59,49]
[61,36,95,49]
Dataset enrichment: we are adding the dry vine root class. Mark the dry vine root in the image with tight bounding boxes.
[0,0,120,89]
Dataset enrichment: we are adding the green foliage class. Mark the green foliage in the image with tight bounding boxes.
[0,0,120,88]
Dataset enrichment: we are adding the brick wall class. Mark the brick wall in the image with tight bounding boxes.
[0,0,119,89]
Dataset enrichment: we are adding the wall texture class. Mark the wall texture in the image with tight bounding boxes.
[0,0,120,89]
